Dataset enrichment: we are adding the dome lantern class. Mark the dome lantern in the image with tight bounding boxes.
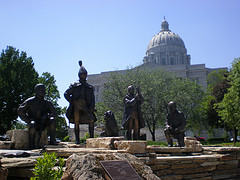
[161,16,170,32]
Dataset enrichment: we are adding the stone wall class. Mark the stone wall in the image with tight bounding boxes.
[141,147,240,180]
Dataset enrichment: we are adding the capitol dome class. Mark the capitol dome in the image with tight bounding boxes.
[143,18,190,66]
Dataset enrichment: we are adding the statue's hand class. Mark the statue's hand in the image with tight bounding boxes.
[26,118,33,123]
[174,128,179,133]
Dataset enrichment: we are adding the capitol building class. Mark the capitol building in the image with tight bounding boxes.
[88,18,227,103]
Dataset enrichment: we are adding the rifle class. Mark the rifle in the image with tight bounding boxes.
[36,101,47,148]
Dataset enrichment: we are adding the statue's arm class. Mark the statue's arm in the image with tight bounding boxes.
[47,102,57,118]
[17,100,31,123]
[124,96,136,106]
[178,113,186,130]
[64,87,73,103]
[89,87,95,111]
[165,115,171,128]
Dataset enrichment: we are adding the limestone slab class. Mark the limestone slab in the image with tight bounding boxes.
[86,137,124,149]
[45,148,127,157]
[114,141,146,154]
[0,141,13,150]
[1,156,39,168]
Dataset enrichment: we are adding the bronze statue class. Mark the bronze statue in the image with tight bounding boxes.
[100,110,118,137]
[64,61,97,144]
[17,83,57,149]
[164,101,186,147]
[122,85,145,140]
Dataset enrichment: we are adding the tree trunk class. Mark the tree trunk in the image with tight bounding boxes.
[233,126,237,144]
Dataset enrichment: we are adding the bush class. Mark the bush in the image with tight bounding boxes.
[31,152,64,180]
[234,142,240,147]
[207,137,225,142]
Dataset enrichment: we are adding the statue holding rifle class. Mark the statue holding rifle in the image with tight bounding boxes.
[122,85,145,140]
[17,83,57,149]
[64,61,97,144]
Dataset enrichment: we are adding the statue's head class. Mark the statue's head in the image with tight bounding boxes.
[128,85,134,95]
[78,60,88,81]
[34,83,46,99]
[168,101,176,114]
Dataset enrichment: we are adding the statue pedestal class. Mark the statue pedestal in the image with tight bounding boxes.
[6,129,48,149]
[114,140,147,154]
[86,137,124,150]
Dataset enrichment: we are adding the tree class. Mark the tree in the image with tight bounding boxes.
[216,58,240,144]
[200,69,229,132]
[38,72,68,140]
[97,67,204,140]
[0,46,38,134]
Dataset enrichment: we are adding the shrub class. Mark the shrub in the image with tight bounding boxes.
[31,152,64,180]
[207,137,225,142]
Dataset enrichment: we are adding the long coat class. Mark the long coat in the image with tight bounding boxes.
[165,110,186,132]
[122,94,145,130]
[64,81,97,124]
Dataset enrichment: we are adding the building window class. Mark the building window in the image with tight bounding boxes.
[161,58,166,65]
[170,58,174,65]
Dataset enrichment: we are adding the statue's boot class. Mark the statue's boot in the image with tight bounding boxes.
[29,125,36,149]
[178,134,185,147]
[133,131,139,140]
[75,129,80,144]
[126,130,132,140]
[168,139,173,147]
[89,122,94,138]
[50,130,57,145]
[49,118,57,145]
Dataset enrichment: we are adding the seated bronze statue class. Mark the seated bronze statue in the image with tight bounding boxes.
[100,110,118,137]
[64,61,97,144]
[164,101,186,147]
[122,85,145,140]
[17,83,57,149]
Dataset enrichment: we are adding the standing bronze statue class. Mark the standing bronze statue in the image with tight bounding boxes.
[122,85,145,140]
[17,83,57,149]
[164,101,186,147]
[64,61,97,144]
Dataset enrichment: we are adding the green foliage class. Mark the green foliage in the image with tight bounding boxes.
[234,142,240,147]
[80,132,90,143]
[215,58,240,143]
[0,46,39,134]
[99,67,204,140]
[31,152,64,180]
[38,72,68,140]
[11,119,27,130]
[62,135,70,142]
[199,69,229,132]
[147,141,168,147]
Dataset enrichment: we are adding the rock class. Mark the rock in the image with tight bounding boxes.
[1,156,39,168]
[86,137,124,150]
[45,148,127,157]
[6,129,48,149]
[184,136,202,152]
[0,141,13,149]
[61,153,160,180]
[114,141,147,154]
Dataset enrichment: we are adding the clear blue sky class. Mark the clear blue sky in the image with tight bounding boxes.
[1,0,240,108]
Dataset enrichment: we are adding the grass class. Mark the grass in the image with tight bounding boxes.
[147,140,240,147]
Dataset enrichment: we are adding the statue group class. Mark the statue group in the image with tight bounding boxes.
[17,60,186,149]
